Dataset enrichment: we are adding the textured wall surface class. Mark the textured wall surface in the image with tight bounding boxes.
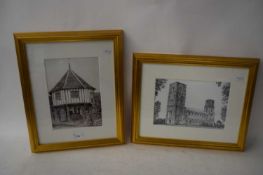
[0,0,263,175]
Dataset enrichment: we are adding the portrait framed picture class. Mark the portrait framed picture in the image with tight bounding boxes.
[14,30,125,152]
[132,53,259,151]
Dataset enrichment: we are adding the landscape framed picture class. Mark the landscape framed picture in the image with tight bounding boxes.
[14,30,125,152]
[131,53,259,151]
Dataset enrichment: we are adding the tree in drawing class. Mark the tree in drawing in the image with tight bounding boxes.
[221,82,230,121]
[155,79,167,97]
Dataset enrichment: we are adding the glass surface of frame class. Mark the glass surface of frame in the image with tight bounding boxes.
[132,53,259,151]
[14,30,125,152]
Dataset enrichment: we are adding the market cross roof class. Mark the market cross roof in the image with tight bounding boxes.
[49,64,95,93]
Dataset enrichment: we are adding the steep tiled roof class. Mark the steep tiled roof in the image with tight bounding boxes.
[49,66,95,93]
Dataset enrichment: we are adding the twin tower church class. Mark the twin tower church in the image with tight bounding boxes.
[153,80,227,129]
[165,82,216,128]
[48,64,102,129]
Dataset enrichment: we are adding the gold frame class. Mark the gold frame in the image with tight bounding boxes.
[131,53,259,151]
[14,30,125,152]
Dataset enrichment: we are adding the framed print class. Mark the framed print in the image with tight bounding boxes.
[132,53,259,151]
[14,30,125,152]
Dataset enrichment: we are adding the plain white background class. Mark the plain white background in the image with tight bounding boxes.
[0,0,262,175]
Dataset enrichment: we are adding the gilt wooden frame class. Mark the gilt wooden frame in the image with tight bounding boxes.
[132,53,259,151]
[14,30,125,152]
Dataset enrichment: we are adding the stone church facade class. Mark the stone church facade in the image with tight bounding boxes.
[166,82,215,127]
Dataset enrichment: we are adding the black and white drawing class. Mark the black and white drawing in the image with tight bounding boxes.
[153,78,231,129]
[45,57,102,129]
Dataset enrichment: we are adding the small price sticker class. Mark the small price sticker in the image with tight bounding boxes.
[73,132,84,139]
[236,76,244,81]
[104,49,112,54]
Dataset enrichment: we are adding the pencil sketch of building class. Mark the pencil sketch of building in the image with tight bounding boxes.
[153,79,230,129]
[47,60,102,129]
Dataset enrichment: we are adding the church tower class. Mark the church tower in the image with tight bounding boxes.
[166,82,186,125]
[204,99,215,125]
[204,99,215,115]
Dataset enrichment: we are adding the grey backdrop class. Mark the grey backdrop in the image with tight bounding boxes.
[0,0,263,175]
